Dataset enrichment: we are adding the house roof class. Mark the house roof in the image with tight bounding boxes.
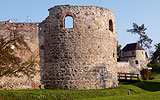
[122,43,144,52]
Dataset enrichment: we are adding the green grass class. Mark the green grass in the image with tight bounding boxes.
[1,80,160,100]
[0,85,140,100]
[151,71,160,79]
[82,91,160,100]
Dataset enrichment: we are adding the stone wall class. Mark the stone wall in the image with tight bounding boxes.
[117,60,148,75]
[117,60,140,74]
[0,5,118,90]
[0,22,41,89]
[39,5,118,90]
[117,61,130,73]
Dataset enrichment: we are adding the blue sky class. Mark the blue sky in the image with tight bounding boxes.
[0,0,160,51]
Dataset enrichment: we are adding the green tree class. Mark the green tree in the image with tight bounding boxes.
[149,43,160,72]
[127,23,152,50]
[117,42,122,61]
[117,42,122,54]
[152,43,160,61]
[0,25,36,78]
[150,43,160,64]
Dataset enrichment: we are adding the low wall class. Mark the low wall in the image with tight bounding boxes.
[117,61,130,73]
[117,60,148,75]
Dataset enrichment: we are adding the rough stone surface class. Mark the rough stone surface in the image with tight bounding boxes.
[39,5,118,90]
[117,61,130,73]
[117,59,148,75]
[0,22,41,89]
[0,5,118,90]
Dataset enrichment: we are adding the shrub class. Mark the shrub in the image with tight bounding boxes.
[140,69,151,80]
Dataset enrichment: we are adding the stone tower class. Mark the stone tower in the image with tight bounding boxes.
[39,5,118,90]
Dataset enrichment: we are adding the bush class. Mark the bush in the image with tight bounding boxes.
[140,69,151,80]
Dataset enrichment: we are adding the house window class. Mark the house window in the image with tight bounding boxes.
[109,19,113,32]
[135,60,139,64]
[132,51,134,54]
[65,16,73,28]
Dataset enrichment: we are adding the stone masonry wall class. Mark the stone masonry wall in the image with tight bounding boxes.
[117,60,148,75]
[0,5,118,90]
[39,5,118,90]
[117,61,130,73]
[0,22,41,89]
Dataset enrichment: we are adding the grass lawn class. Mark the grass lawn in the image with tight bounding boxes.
[151,71,160,79]
[83,91,160,100]
[0,80,160,100]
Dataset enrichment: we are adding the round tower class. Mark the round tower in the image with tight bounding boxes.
[39,5,118,90]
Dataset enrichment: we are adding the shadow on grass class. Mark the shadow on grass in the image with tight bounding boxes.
[133,81,160,92]
[119,80,140,83]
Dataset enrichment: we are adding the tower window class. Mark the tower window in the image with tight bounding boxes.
[65,16,73,28]
[109,19,113,32]
[135,60,139,64]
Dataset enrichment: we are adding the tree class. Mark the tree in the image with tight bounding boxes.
[127,23,152,50]
[0,25,36,78]
[150,43,160,64]
[117,42,122,61]
[117,42,122,54]
[148,43,160,72]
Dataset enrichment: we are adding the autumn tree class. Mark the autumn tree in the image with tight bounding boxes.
[127,23,152,50]
[0,24,36,78]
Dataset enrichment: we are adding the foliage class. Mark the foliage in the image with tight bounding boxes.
[117,42,122,54]
[150,72,160,80]
[0,25,36,78]
[117,42,122,61]
[151,43,160,62]
[127,23,152,50]
[148,43,160,72]
[140,69,151,80]
[149,62,160,73]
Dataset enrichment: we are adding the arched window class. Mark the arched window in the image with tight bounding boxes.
[109,19,113,32]
[65,16,73,28]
